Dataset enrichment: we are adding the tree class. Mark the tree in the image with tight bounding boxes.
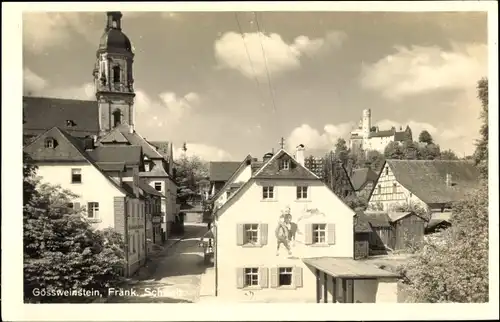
[365,150,386,172]
[402,140,419,160]
[342,194,368,211]
[440,149,459,160]
[474,78,488,178]
[174,154,209,203]
[334,138,349,164]
[384,142,404,160]
[418,130,434,145]
[23,181,125,303]
[418,142,441,160]
[399,182,488,302]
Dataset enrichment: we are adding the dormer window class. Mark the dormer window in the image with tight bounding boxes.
[44,138,55,148]
[66,120,76,127]
[279,159,290,170]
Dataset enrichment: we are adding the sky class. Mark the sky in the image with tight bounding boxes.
[22,10,489,161]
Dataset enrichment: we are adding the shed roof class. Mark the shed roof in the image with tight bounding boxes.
[364,211,392,228]
[354,211,373,233]
[303,257,400,279]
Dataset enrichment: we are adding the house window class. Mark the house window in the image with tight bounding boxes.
[154,182,162,191]
[392,183,397,194]
[262,186,274,199]
[71,168,82,183]
[44,138,54,148]
[278,267,293,286]
[244,224,259,244]
[244,268,259,287]
[377,185,381,195]
[279,159,290,170]
[87,202,99,219]
[385,167,389,176]
[312,224,326,244]
[113,66,120,83]
[296,186,308,199]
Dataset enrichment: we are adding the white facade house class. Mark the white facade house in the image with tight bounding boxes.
[24,126,155,277]
[213,146,401,303]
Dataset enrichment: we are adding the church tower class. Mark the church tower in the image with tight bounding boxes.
[93,11,135,136]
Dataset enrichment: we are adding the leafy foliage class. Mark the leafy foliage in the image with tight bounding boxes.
[418,130,433,144]
[399,182,488,303]
[440,149,459,160]
[474,78,488,178]
[23,156,125,303]
[174,154,209,203]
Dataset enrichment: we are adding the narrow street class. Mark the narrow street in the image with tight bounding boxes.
[105,223,211,303]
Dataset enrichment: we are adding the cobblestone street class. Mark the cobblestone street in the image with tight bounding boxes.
[105,223,211,303]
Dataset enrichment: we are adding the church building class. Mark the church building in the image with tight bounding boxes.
[23,12,179,274]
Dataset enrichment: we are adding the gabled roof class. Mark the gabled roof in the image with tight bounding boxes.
[23,96,99,138]
[98,124,164,159]
[138,165,170,178]
[88,145,142,166]
[147,141,171,161]
[209,161,241,182]
[350,167,378,191]
[24,127,131,196]
[210,155,253,202]
[253,149,320,180]
[385,159,481,204]
[23,127,89,162]
[251,161,265,174]
[354,210,373,233]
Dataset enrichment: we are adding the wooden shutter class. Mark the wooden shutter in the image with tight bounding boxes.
[73,202,80,211]
[270,267,278,288]
[259,267,269,288]
[327,223,336,245]
[236,268,244,289]
[304,224,313,245]
[260,223,268,246]
[293,266,303,288]
[236,224,245,246]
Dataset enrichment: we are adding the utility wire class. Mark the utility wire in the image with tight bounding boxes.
[253,12,278,113]
[234,12,264,104]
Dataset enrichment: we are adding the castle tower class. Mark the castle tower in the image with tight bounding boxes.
[94,11,136,135]
[362,108,371,139]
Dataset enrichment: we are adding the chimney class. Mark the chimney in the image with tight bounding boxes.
[446,173,452,187]
[263,152,274,163]
[129,124,134,134]
[295,144,305,166]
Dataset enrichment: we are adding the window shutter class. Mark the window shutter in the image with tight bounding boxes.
[259,267,268,288]
[236,224,245,246]
[260,223,268,245]
[73,202,80,211]
[236,268,244,289]
[293,266,303,288]
[304,224,313,245]
[327,223,336,245]
[270,267,278,288]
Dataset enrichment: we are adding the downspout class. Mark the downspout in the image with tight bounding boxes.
[214,213,218,297]
[124,196,129,276]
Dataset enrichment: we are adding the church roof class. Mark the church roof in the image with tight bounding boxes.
[99,29,132,53]
[23,96,99,138]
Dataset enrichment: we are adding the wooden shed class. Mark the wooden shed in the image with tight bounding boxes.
[353,211,373,260]
[365,211,426,252]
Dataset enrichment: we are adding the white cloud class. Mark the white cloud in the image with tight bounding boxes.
[23,68,94,100]
[173,143,233,161]
[214,30,347,79]
[360,42,488,100]
[23,12,97,54]
[286,122,355,151]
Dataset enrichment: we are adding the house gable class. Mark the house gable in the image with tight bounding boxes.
[212,155,254,204]
[253,149,319,180]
